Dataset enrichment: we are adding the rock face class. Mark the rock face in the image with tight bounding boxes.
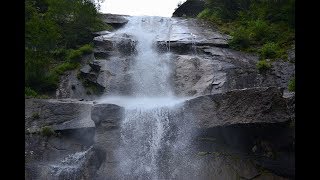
[93,33,137,57]
[101,14,129,28]
[55,54,100,100]
[181,87,290,129]
[90,103,125,179]
[25,99,97,180]
[174,87,294,178]
[156,18,230,53]
[79,57,133,96]
[173,54,231,96]
[91,104,124,126]
[172,0,205,17]
[25,99,94,132]
[170,44,294,96]
[183,87,290,129]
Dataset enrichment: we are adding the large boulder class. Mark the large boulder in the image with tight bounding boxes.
[91,103,124,127]
[173,55,230,96]
[177,87,294,178]
[93,33,137,56]
[90,103,125,179]
[79,60,112,91]
[101,14,129,28]
[172,0,205,17]
[79,57,133,96]
[181,87,290,129]
[25,99,94,132]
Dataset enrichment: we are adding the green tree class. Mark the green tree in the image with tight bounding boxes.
[25,0,107,94]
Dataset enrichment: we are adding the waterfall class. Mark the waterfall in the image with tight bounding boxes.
[97,16,195,179]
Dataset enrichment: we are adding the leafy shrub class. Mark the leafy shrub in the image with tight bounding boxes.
[52,48,68,59]
[67,49,82,61]
[247,19,270,42]
[53,62,79,75]
[229,27,251,50]
[288,76,295,92]
[92,16,113,32]
[79,44,93,54]
[25,87,38,97]
[260,42,280,59]
[197,8,222,24]
[256,59,272,72]
[198,8,212,19]
[41,73,59,92]
[41,126,55,137]
[32,113,40,119]
[205,0,250,20]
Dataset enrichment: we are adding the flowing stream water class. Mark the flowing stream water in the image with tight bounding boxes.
[97,16,196,179]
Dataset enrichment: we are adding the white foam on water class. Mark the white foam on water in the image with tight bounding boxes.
[96,95,190,109]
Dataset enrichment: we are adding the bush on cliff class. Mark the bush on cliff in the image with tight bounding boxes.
[197,0,295,62]
[256,59,272,73]
[288,76,295,92]
[25,0,106,95]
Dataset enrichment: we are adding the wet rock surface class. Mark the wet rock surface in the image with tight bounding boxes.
[25,98,97,179]
[156,18,230,53]
[181,87,290,128]
[91,103,124,180]
[25,99,94,132]
[93,33,137,57]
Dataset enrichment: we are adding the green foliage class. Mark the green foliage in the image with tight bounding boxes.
[41,73,60,92]
[205,0,252,20]
[25,49,58,92]
[25,0,61,51]
[32,113,40,119]
[67,49,83,61]
[288,76,295,92]
[256,60,272,72]
[260,42,280,59]
[199,0,295,60]
[229,27,250,50]
[247,20,270,42]
[41,126,55,137]
[25,86,49,98]
[52,48,69,60]
[198,8,224,26]
[25,87,38,97]
[67,44,93,61]
[92,19,113,32]
[53,62,80,75]
[25,0,105,94]
[79,44,93,54]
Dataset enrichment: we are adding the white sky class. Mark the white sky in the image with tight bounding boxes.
[99,0,187,17]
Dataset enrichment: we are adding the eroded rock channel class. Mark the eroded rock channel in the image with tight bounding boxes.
[26,14,295,180]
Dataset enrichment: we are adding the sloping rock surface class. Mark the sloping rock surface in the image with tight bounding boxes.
[181,87,290,129]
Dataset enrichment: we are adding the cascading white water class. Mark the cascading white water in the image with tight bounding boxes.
[118,16,174,96]
[97,16,194,179]
[49,146,93,179]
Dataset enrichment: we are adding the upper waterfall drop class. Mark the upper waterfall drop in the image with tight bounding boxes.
[117,16,174,97]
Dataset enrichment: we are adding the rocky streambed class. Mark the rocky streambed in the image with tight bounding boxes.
[25,14,295,180]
